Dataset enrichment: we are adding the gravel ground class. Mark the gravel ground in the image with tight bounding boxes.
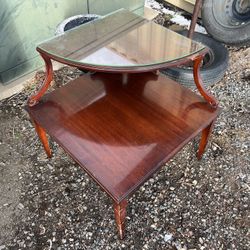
[0,8,250,250]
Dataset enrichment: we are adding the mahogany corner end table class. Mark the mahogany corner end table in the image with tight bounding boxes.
[25,9,220,239]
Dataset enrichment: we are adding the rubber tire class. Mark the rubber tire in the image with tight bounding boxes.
[55,14,101,35]
[202,0,250,46]
[161,31,229,87]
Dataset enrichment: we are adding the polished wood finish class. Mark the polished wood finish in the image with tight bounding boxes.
[32,118,52,158]
[26,72,220,203]
[26,12,220,238]
[114,200,128,240]
[29,48,210,108]
[193,55,218,108]
[28,53,53,107]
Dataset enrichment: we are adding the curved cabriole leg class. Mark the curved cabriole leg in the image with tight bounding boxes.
[193,55,218,108]
[193,54,218,159]
[33,119,52,158]
[114,200,127,240]
[197,120,215,160]
[28,53,53,107]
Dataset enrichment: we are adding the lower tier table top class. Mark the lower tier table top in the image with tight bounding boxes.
[26,72,219,202]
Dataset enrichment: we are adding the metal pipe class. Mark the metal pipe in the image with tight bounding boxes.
[187,0,203,39]
[87,0,90,14]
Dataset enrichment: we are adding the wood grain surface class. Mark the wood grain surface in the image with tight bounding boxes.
[26,72,220,203]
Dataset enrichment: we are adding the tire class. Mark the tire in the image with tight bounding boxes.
[161,31,229,87]
[55,14,101,36]
[202,0,250,46]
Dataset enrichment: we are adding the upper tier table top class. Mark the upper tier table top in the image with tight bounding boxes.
[37,9,207,72]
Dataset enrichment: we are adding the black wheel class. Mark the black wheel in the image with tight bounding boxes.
[55,14,101,35]
[161,31,229,87]
[202,0,250,46]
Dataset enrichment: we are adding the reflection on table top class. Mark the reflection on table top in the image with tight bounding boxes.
[38,9,206,70]
[26,72,219,202]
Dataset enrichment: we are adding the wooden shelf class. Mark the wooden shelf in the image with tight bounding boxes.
[26,72,219,202]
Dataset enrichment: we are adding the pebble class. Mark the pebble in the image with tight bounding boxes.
[192,180,198,186]
[17,203,24,210]
[164,233,173,242]
[199,238,204,244]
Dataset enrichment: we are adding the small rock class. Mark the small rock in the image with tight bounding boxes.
[192,180,198,186]
[17,203,24,210]
[39,225,46,235]
[174,242,187,250]
[154,217,159,222]
[164,233,173,242]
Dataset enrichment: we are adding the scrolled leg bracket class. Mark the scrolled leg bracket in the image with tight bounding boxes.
[28,53,53,107]
[193,54,219,108]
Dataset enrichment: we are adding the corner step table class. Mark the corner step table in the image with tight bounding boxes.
[26,9,220,239]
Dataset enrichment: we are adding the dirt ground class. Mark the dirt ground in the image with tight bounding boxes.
[0,15,250,250]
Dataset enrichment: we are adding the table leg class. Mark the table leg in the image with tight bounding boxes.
[193,55,218,108]
[28,53,53,107]
[114,200,128,240]
[32,119,52,158]
[197,120,215,160]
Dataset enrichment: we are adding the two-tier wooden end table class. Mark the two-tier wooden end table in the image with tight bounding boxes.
[25,9,220,239]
